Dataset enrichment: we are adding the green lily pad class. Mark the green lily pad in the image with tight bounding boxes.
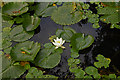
[14,17,24,24]
[26,67,58,79]
[75,69,85,78]
[11,41,40,61]
[56,26,76,42]
[94,54,111,68]
[2,2,28,16]
[2,27,12,49]
[85,66,100,79]
[35,2,49,16]
[22,14,40,31]
[10,25,34,42]
[98,7,118,15]
[42,6,57,17]
[70,33,94,51]
[34,43,63,68]
[2,20,14,28]
[100,13,119,24]
[101,2,119,8]
[4,47,12,54]
[51,5,83,25]
[1,55,26,78]
[109,74,116,79]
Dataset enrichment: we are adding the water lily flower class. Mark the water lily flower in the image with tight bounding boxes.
[52,37,65,49]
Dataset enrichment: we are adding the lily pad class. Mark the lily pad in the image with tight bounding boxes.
[75,69,85,78]
[2,27,12,49]
[70,33,94,51]
[51,5,83,25]
[11,41,40,61]
[26,67,58,79]
[34,43,63,68]
[10,25,34,42]
[35,2,49,16]
[2,2,28,16]
[56,26,76,42]
[94,54,111,68]
[42,6,57,17]
[2,20,14,28]
[85,66,99,77]
[22,14,40,31]
[1,55,26,78]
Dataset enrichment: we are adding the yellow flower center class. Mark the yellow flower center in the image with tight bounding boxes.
[53,4,56,6]
[57,41,60,43]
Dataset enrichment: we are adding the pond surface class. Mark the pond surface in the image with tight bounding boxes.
[29,17,120,78]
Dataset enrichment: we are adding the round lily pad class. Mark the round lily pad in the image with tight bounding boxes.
[70,33,94,51]
[2,2,28,16]
[10,25,34,42]
[51,5,83,25]
[11,41,40,61]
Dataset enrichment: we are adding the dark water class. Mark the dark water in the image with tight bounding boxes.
[29,17,120,78]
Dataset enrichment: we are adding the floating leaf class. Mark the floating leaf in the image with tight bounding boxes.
[2,2,28,16]
[100,13,119,24]
[3,47,12,54]
[98,7,118,15]
[26,67,58,79]
[35,2,49,16]
[22,14,40,31]
[51,5,83,25]
[11,41,40,61]
[34,43,63,68]
[111,24,120,29]
[14,17,24,24]
[10,25,34,42]
[1,55,26,78]
[75,69,85,78]
[70,48,79,58]
[70,33,94,51]
[109,74,116,79]
[93,23,100,28]
[94,54,111,68]
[2,20,14,28]
[88,14,99,23]
[97,6,119,24]
[42,6,57,17]
[56,26,76,42]
[85,66,99,76]
[2,27,12,49]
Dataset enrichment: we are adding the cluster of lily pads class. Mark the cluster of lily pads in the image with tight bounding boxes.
[1,2,120,79]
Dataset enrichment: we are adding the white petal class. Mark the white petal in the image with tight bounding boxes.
[60,38,62,40]
[61,46,65,49]
[62,40,65,44]
[52,42,57,46]
[55,46,59,49]
[56,37,59,40]
[54,39,56,42]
